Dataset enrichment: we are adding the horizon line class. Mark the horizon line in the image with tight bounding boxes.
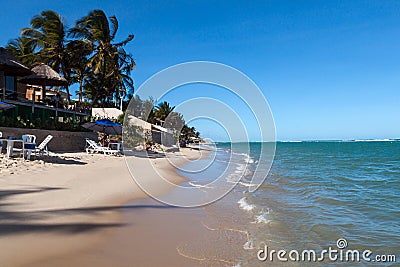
[210,138,400,143]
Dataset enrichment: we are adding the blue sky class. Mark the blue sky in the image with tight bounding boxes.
[1,1,399,141]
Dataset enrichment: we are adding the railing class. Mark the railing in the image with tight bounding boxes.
[5,98,92,116]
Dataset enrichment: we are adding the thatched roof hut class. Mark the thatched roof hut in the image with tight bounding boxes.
[18,63,67,101]
[18,63,67,86]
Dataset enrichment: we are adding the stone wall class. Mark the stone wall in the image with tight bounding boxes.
[0,127,98,152]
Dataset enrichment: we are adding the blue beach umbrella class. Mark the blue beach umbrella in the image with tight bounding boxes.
[0,101,16,110]
[82,118,123,135]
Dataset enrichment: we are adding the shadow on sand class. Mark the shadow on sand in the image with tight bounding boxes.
[41,155,88,165]
[0,187,179,236]
[124,150,166,159]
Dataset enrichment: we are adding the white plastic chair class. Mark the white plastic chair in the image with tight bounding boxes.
[22,134,36,143]
[22,134,37,160]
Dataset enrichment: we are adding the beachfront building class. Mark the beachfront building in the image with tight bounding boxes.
[125,114,176,147]
[25,84,69,103]
[151,124,176,147]
[0,48,90,127]
[92,107,123,120]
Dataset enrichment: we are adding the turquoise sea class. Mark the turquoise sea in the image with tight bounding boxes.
[179,141,400,266]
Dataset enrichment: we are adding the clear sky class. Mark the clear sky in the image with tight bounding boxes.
[1,0,399,141]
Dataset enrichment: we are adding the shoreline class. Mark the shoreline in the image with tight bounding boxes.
[0,146,213,266]
[36,143,249,267]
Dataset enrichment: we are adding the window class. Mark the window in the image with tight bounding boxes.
[5,76,15,94]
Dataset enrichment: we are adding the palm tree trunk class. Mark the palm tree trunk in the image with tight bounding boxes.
[65,85,71,105]
[79,79,83,102]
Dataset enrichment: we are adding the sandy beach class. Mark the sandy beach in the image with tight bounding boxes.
[0,147,219,266]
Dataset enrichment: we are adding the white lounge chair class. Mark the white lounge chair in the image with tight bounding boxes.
[85,138,120,155]
[34,135,53,158]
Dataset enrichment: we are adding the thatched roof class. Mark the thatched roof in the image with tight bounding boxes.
[18,63,67,86]
[0,47,31,76]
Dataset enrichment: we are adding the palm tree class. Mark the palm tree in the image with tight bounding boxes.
[65,39,93,102]
[6,37,37,66]
[164,111,185,131]
[180,124,200,141]
[154,101,174,123]
[21,10,72,103]
[70,10,135,106]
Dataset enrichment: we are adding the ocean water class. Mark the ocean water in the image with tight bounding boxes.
[178,141,400,266]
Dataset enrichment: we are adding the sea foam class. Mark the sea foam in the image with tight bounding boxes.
[188,181,213,189]
[238,197,256,211]
[252,209,271,224]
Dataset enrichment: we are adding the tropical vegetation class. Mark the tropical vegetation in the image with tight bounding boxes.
[120,96,200,143]
[7,9,134,107]
[4,9,200,141]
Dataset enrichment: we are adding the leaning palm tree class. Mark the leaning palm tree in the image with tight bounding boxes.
[154,101,175,123]
[6,36,37,67]
[65,39,93,102]
[21,10,72,103]
[70,10,135,107]
[163,111,185,131]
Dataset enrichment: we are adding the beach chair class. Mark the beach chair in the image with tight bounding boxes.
[22,134,36,160]
[85,138,120,155]
[34,135,53,158]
